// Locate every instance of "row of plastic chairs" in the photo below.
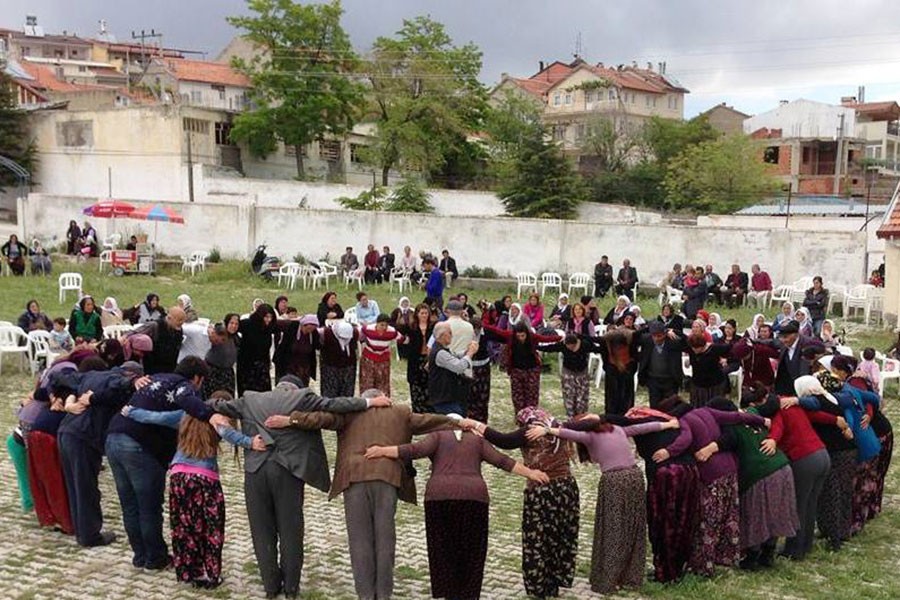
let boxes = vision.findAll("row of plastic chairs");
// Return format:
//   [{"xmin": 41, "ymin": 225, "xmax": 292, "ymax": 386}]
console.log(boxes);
[
  {"xmin": 276, "ymin": 262, "xmax": 339, "ymax": 291},
  {"xmin": 516, "ymin": 272, "xmax": 591, "ymax": 298}
]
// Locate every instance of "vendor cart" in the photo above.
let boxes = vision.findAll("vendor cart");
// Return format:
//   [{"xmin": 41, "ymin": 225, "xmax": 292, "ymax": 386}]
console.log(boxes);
[{"xmin": 110, "ymin": 243, "xmax": 155, "ymax": 276}]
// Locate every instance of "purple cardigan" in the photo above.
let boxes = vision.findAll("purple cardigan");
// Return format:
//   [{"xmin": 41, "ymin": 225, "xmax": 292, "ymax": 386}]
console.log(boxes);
[{"xmin": 664, "ymin": 408, "xmax": 765, "ymax": 484}]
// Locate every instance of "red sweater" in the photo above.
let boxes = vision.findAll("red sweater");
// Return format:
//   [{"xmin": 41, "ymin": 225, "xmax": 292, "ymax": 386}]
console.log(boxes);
[
  {"xmin": 767, "ymin": 405, "xmax": 831, "ymax": 461},
  {"xmin": 360, "ymin": 325, "xmax": 405, "ymax": 363}
]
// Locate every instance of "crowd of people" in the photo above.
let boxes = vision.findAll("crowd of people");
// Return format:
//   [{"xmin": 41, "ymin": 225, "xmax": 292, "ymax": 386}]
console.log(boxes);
[{"xmin": 3, "ymin": 252, "xmax": 895, "ymax": 600}]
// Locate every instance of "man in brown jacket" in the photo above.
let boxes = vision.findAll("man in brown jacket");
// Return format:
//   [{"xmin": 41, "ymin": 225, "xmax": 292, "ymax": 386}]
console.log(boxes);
[{"xmin": 264, "ymin": 389, "xmax": 461, "ymax": 600}]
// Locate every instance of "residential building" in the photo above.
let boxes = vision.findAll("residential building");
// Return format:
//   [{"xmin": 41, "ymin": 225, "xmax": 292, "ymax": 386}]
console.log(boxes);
[
  {"xmin": 1, "ymin": 16, "xmax": 94, "ymax": 61},
  {"xmin": 842, "ymin": 98, "xmax": 900, "ymax": 174},
  {"xmin": 139, "ymin": 57, "xmax": 251, "ymax": 111},
  {"xmin": 744, "ymin": 99, "xmax": 865, "ymax": 196},
  {"xmin": 491, "ymin": 57, "xmax": 688, "ymax": 157},
  {"xmin": 698, "ymin": 102, "xmax": 750, "ymax": 136}
]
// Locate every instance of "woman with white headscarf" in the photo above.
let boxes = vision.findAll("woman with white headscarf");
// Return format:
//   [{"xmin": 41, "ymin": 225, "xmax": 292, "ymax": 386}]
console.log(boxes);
[
  {"xmin": 548, "ymin": 293, "xmax": 571, "ymax": 328},
  {"xmin": 745, "ymin": 313, "xmax": 766, "ymax": 340},
  {"xmin": 706, "ymin": 313, "xmax": 723, "ymax": 341},
  {"xmin": 794, "ymin": 307, "xmax": 813, "ymax": 338},
  {"xmin": 503, "ymin": 303, "xmax": 526, "ymax": 331},
  {"xmin": 320, "ymin": 321, "xmax": 359, "ymax": 397},
  {"xmin": 100, "ymin": 297, "xmax": 124, "ymax": 328},
  {"xmin": 603, "ymin": 295, "xmax": 632, "ymax": 327},
  {"xmin": 177, "ymin": 294, "xmax": 198, "ymax": 323},
  {"xmin": 771, "ymin": 301, "xmax": 795, "ymax": 333}
]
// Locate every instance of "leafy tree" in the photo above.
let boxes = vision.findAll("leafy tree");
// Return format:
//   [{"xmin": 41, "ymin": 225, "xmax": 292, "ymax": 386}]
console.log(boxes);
[
  {"xmin": 0, "ymin": 72, "xmax": 36, "ymax": 190},
  {"xmin": 484, "ymin": 90, "xmax": 544, "ymax": 170},
  {"xmin": 385, "ymin": 176, "xmax": 434, "ymax": 212},
  {"xmin": 228, "ymin": 0, "xmax": 364, "ymax": 178},
  {"xmin": 642, "ymin": 115, "xmax": 719, "ymax": 166},
  {"xmin": 362, "ymin": 16, "xmax": 488, "ymax": 186},
  {"xmin": 579, "ymin": 117, "xmax": 641, "ymax": 174},
  {"xmin": 664, "ymin": 134, "xmax": 780, "ymax": 213},
  {"xmin": 498, "ymin": 128, "xmax": 586, "ymax": 219},
  {"xmin": 335, "ymin": 185, "xmax": 387, "ymax": 210}
]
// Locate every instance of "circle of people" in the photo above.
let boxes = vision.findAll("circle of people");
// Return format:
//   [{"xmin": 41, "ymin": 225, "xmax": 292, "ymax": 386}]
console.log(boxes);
[{"xmin": 6, "ymin": 253, "xmax": 893, "ymax": 600}]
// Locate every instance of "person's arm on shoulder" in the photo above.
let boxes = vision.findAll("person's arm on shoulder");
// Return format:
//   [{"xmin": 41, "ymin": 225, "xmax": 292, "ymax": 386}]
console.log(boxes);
[
  {"xmin": 295, "ymin": 388, "xmax": 375, "ymax": 414},
  {"xmin": 264, "ymin": 411, "xmax": 344, "ymax": 431},
  {"xmin": 121, "ymin": 406, "xmax": 184, "ymax": 429},
  {"xmin": 214, "ymin": 424, "xmax": 262, "ymax": 450},
  {"xmin": 408, "ymin": 412, "xmax": 456, "ymax": 435},
  {"xmin": 623, "ymin": 420, "xmax": 676, "ymax": 437},
  {"xmin": 482, "ymin": 426, "xmax": 528, "ymax": 450},
  {"xmin": 434, "ymin": 349, "xmax": 472, "ymax": 374}
]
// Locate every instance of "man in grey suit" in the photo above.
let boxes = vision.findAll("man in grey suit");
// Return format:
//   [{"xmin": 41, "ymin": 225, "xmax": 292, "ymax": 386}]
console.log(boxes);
[{"xmin": 210, "ymin": 375, "xmax": 390, "ymax": 599}]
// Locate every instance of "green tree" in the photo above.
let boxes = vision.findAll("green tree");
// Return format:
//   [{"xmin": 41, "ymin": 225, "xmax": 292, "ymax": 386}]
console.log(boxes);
[
  {"xmin": 579, "ymin": 117, "xmax": 641, "ymax": 174},
  {"xmin": 664, "ymin": 134, "xmax": 779, "ymax": 213},
  {"xmin": 228, "ymin": 0, "xmax": 364, "ymax": 178},
  {"xmin": 362, "ymin": 16, "xmax": 487, "ymax": 186},
  {"xmin": 484, "ymin": 90, "xmax": 544, "ymax": 170},
  {"xmin": 498, "ymin": 128, "xmax": 586, "ymax": 219},
  {"xmin": 0, "ymin": 72, "xmax": 36, "ymax": 190},
  {"xmin": 642, "ymin": 115, "xmax": 719, "ymax": 166},
  {"xmin": 385, "ymin": 176, "xmax": 434, "ymax": 212},
  {"xmin": 335, "ymin": 185, "xmax": 387, "ymax": 210}
]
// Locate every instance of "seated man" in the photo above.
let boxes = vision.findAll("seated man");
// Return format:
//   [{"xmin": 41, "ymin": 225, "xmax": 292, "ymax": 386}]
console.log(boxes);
[
  {"xmin": 747, "ymin": 263, "xmax": 773, "ymax": 307},
  {"xmin": 614, "ymin": 258, "xmax": 638, "ymax": 301},
  {"xmin": 722, "ymin": 264, "xmax": 749, "ymax": 308},
  {"xmin": 439, "ymin": 250, "xmax": 459, "ymax": 289},
  {"xmin": 363, "ymin": 245, "xmax": 381, "ymax": 284},
  {"xmin": 378, "ymin": 246, "xmax": 395, "ymax": 283},
  {"xmin": 354, "ymin": 292, "xmax": 381, "ymax": 326}
]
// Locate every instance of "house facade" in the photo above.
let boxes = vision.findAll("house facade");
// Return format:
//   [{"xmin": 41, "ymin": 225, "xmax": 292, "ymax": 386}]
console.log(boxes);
[{"xmin": 699, "ymin": 102, "xmax": 750, "ymax": 136}]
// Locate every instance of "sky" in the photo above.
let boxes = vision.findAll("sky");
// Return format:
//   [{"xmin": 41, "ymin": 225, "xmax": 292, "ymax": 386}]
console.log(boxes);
[{"xmin": 5, "ymin": 0, "xmax": 900, "ymax": 117}]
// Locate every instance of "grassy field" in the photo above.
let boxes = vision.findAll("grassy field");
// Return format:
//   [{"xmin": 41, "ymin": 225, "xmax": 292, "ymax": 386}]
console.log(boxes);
[{"xmin": 0, "ymin": 258, "xmax": 898, "ymax": 599}]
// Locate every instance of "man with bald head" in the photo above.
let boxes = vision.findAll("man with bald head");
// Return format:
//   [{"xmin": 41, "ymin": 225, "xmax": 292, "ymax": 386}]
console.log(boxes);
[
  {"xmin": 132, "ymin": 306, "xmax": 186, "ymax": 374},
  {"xmin": 428, "ymin": 322, "xmax": 478, "ymax": 415}
]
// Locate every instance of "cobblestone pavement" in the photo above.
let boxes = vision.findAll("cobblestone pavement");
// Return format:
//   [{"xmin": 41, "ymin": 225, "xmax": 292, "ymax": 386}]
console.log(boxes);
[{"xmin": 1, "ymin": 364, "xmax": 898, "ymax": 600}]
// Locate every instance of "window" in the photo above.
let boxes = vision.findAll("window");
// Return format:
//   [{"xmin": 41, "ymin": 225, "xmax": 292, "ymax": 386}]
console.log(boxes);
[
  {"xmin": 564, "ymin": 93, "xmax": 572, "ymax": 105},
  {"xmin": 212, "ymin": 84, "xmax": 226, "ymax": 101},
  {"xmin": 78, "ymin": 65, "xmax": 87, "ymax": 72},
  {"xmin": 802, "ymin": 147, "xmax": 811, "ymax": 163},
  {"xmin": 284, "ymin": 144, "xmax": 308, "ymax": 157},
  {"xmin": 645, "ymin": 95, "xmax": 651, "ymax": 107},
  {"xmin": 575, "ymin": 124, "xmax": 586, "ymax": 141},
  {"xmin": 631, "ymin": 93, "xmax": 636, "ymax": 104},
  {"xmin": 319, "ymin": 140, "xmax": 341, "ymax": 161},
  {"xmin": 55, "ymin": 67, "xmax": 64, "ymax": 79},
  {"xmin": 585, "ymin": 91, "xmax": 593, "ymax": 103},
  {"xmin": 553, "ymin": 92, "xmax": 561, "ymax": 106},
  {"xmin": 350, "ymin": 143, "xmax": 364, "ymax": 163},
  {"xmin": 552, "ymin": 125, "xmax": 566, "ymax": 141},
  {"xmin": 21, "ymin": 46, "xmax": 30, "ymax": 57},
  {"xmin": 652, "ymin": 96, "xmax": 657, "ymax": 108},
  {"xmin": 190, "ymin": 90, "xmax": 202, "ymax": 105},
  {"xmin": 608, "ymin": 89, "xmax": 616, "ymax": 101},
  {"xmin": 764, "ymin": 146, "xmax": 780, "ymax": 164},
  {"xmin": 215, "ymin": 122, "xmax": 234, "ymax": 146},
  {"xmin": 673, "ymin": 96, "xmax": 678, "ymax": 109},
  {"xmin": 182, "ymin": 118, "xmax": 210, "ymax": 134},
  {"xmin": 71, "ymin": 50, "xmax": 78, "ymax": 57}
]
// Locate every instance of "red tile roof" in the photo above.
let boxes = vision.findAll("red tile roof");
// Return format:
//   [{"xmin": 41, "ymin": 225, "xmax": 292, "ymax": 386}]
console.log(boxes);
[
  {"xmin": 847, "ymin": 100, "xmax": 900, "ymax": 121},
  {"xmin": 17, "ymin": 62, "xmax": 94, "ymax": 93},
  {"xmin": 159, "ymin": 58, "xmax": 250, "ymax": 87},
  {"xmin": 877, "ymin": 204, "xmax": 900, "ymax": 239}
]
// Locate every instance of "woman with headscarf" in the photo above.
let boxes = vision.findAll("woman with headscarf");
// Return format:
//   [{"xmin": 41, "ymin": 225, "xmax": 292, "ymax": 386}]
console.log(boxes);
[
  {"xmin": 366, "ymin": 429, "xmax": 547, "ymax": 600},
  {"xmin": 706, "ymin": 313, "xmax": 723, "ymax": 341},
  {"xmin": 136, "ymin": 293, "xmax": 165, "ymax": 325},
  {"xmin": 618, "ymin": 403, "xmax": 700, "ymax": 584},
  {"xmin": 731, "ymin": 325, "xmax": 779, "ymax": 390},
  {"xmin": 237, "ymin": 303, "xmax": 277, "ymax": 394},
  {"xmin": 596, "ymin": 327, "xmax": 639, "ymax": 415},
  {"xmin": 177, "ymin": 294, "xmax": 198, "ymax": 323},
  {"xmin": 653, "ymin": 397, "xmax": 767, "ymax": 576},
  {"xmin": 772, "ymin": 301, "xmax": 795, "ymax": 333},
  {"xmin": 694, "ymin": 394, "xmax": 799, "ymax": 570},
  {"xmin": 501, "ymin": 302, "xmax": 527, "ymax": 331},
  {"xmin": 795, "ymin": 307, "xmax": 814, "ymax": 338},
  {"xmin": 819, "ymin": 319, "xmax": 840, "ymax": 350},
  {"xmin": 745, "ymin": 313, "xmax": 767, "ymax": 340},
  {"xmin": 482, "ymin": 321, "xmax": 562, "ymax": 413},
  {"xmin": 99, "ymin": 297, "xmax": 123, "ymax": 328},
  {"xmin": 273, "ymin": 314, "xmax": 321, "ymax": 387},
  {"xmin": 404, "ymin": 303, "xmax": 436, "ymax": 413},
  {"xmin": 316, "ymin": 291, "xmax": 344, "ymax": 326},
  {"xmin": 29, "ymin": 240, "xmax": 51, "ymax": 275},
  {"xmin": 121, "ymin": 334, "xmax": 153, "ymax": 365},
  {"xmin": 68, "ymin": 296, "xmax": 103, "ymax": 344},
  {"xmin": 533, "ymin": 413, "xmax": 678, "ymax": 594},
  {"xmin": 17, "ymin": 300, "xmax": 53, "ymax": 332},
  {"xmin": 66, "ymin": 220, "xmax": 82, "ymax": 255},
  {"xmin": 464, "ymin": 407, "xmax": 579, "ymax": 599},
  {"xmin": 548, "ymin": 293, "xmax": 571, "ymax": 329},
  {"xmin": 204, "ymin": 313, "xmax": 239, "ymax": 398},
  {"xmin": 320, "ymin": 321, "xmax": 359, "ymax": 397},
  {"xmin": 603, "ymin": 295, "xmax": 632, "ymax": 327}
]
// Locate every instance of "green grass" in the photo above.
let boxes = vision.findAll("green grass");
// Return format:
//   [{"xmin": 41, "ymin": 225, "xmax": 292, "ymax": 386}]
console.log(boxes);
[{"xmin": 1, "ymin": 256, "xmax": 898, "ymax": 598}]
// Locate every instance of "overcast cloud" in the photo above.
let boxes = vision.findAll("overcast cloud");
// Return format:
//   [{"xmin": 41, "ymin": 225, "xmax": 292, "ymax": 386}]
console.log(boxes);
[{"xmin": 4, "ymin": 0, "xmax": 900, "ymax": 116}]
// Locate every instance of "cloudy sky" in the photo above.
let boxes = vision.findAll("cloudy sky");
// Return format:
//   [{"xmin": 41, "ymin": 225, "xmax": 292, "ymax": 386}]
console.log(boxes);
[{"xmin": 5, "ymin": 0, "xmax": 900, "ymax": 117}]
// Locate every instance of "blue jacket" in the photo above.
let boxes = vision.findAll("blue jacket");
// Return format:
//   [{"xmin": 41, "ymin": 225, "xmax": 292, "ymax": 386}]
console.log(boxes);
[
  {"xmin": 425, "ymin": 268, "xmax": 444, "ymax": 298},
  {"xmin": 54, "ymin": 368, "xmax": 137, "ymax": 451}
]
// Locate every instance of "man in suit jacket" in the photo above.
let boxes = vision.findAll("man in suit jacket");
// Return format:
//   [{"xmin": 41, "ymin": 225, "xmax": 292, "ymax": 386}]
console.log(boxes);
[
  {"xmin": 615, "ymin": 258, "xmax": 638, "ymax": 301},
  {"xmin": 439, "ymin": 249, "xmax": 459, "ymax": 287},
  {"xmin": 772, "ymin": 320, "xmax": 824, "ymax": 396},
  {"xmin": 722, "ymin": 264, "xmax": 750, "ymax": 308},
  {"xmin": 637, "ymin": 321, "xmax": 685, "ymax": 407},
  {"xmin": 377, "ymin": 245, "xmax": 395, "ymax": 283},
  {"xmin": 265, "ymin": 391, "xmax": 458, "ymax": 600},
  {"xmin": 210, "ymin": 376, "xmax": 390, "ymax": 599}
]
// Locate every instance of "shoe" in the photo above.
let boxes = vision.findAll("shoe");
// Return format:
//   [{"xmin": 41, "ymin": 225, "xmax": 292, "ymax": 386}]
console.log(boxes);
[
  {"xmin": 739, "ymin": 555, "xmax": 760, "ymax": 571},
  {"xmin": 144, "ymin": 555, "xmax": 173, "ymax": 571},
  {"xmin": 758, "ymin": 545, "xmax": 776, "ymax": 568},
  {"xmin": 265, "ymin": 587, "xmax": 282, "ymax": 599},
  {"xmin": 85, "ymin": 531, "xmax": 117, "ymax": 547}
]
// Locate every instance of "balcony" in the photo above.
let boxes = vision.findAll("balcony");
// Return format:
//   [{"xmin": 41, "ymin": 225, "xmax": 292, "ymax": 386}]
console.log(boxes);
[{"xmin": 889, "ymin": 121, "xmax": 900, "ymax": 137}]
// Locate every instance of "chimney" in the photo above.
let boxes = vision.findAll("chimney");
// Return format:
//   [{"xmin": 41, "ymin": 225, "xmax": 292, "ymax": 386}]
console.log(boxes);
[
  {"xmin": 647, "ymin": 62, "xmax": 653, "ymax": 70},
  {"xmin": 539, "ymin": 60, "xmax": 545, "ymax": 72},
  {"xmin": 858, "ymin": 85, "xmax": 866, "ymax": 104},
  {"xmin": 779, "ymin": 99, "xmax": 789, "ymax": 106},
  {"xmin": 597, "ymin": 61, "xmax": 604, "ymax": 68},
  {"xmin": 631, "ymin": 60, "xmax": 638, "ymax": 68}
]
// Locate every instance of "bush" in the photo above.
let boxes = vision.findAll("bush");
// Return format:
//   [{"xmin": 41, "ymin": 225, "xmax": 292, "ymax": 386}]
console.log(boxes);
[
  {"xmin": 462, "ymin": 265, "xmax": 499, "ymax": 279},
  {"xmin": 385, "ymin": 177, "xmax": 434, "ymax": 213},
  {"xmin": 292, "ymin": 253, "xmax": 308, "ymax": 265},
  {"xmin": 208, "ymin": 247, "xmax": 222, "ymax": 263},
  {"xmin": 336, "ymin": 186, "xmax": 388, "ymax": 210}
]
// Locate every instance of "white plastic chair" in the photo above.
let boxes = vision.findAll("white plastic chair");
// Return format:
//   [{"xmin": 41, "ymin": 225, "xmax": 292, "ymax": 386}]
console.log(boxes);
[
  {"xmin": 768, "ymin": 285, "xmax": 792, "ymax": 310},
  {"xmin": 344, "ymin": 268, "xmax": 365, "ymax": 291},
  {"xmin": 866, "ymin": 287, "xmax": 884, "ymax": 326},
  {"xmin": 844, "ymin": 284, "xmax": 874, "ymax": 319},
  {"xmin": 589, "ymin": 353, "xmax": 604, "ymax": 388},
  {"xmin": 276, "ymin": 262, "xmax": 301, "ymax": 289},
  {"xmin": 789, "ymin": 277, "xmax": 814, "ymax": 304},
  {"xmin": 746, "ymin": 289, "xmax": 770, "ymax": 309},
  {"xmin": 540, "ymin": 273, "xmax": 563, "ymax": 297},
  {"xmin": 877, "ymin": 351, "xmax": 900, "ymax": 398},
  {"xmin": 99, "ymin": 249, "xmax": 112, "ymax": 273},
  {"xmin": 343, "ymin": 307, "xmax": 359, "ymax": 325},
  {"xmin": 103, "ymin": 233, "xmax": 122, "ymax": 250},
  {"xmin": 26, "ymin": 330, "xmax": 57, "ymax": 374},
  {"xmin": 307, "ymin": 264, "xmax": 326, "ymax": 290},
  {"xmin": 0, "ymin": 326, "xmax": 30, "ymax": 372},
  {"xmin": 516, "ymin": 272, "xmax": 537, "ymax": 297},
  {"xmin": 181, "ymin": 251, "xmax": 208, "ymax": 276},
  {"xmin": 103, "ymin": 324, "xmax": 134, "ymax": 340},
  {"xmin": 58, "ymin": 272, "xmax": 83, "ymax": 303},
  {"xmin": 318, "ymin": 263, "xmax": 339, "ymax": 288},
  {"xmin": 389, "ymin": 267, "xmax": 411, "ymax": 293},
  {"xmin": 728, "ymin": 366, "xmax": 744, "ymax": 404},
  {"xmin": 828, "ymin": 284, "xmax": 847, "ymax": 315},
  {"xmin": 567, "ymin": 272, "xmax": 590, "ymax": 297},
  {"xmin": 663, "ymin": 286, "xmax": 683, "ymax": 307}
]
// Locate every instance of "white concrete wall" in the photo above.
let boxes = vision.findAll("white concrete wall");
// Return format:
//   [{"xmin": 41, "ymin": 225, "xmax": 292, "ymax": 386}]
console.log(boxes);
[
  {"xmin": 743, "ymin": 99, "xmax": 857, "ymax": 138},
  {"xmin": 21, "ymin": 193, "xmax": 867, "ymax": 288}
]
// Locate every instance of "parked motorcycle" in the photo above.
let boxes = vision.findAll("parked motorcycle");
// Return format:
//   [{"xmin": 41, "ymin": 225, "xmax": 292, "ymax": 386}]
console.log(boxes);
[{"xmin": 251, "ymin": 244, "xmax": 281, "ymax": 280}]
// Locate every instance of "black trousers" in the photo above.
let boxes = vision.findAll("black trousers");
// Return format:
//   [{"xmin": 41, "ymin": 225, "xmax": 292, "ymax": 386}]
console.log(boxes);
[
  {"xmin": 245, "ymin": 461, "xmax": 306, "ymax": 596},
  {"xmin": 58, "ymin": 433, "xmax": 105, "ymax": 546},
  {"xmin": 645, "ymin": 377, "xmax": 680, "ymax": 408}
]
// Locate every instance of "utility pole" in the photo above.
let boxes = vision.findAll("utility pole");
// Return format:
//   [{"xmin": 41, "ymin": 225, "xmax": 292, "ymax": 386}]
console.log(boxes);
[
  {"xmin": 131, "ymin": 29, "xmax": 162, "ymax": 96},
  {"xmin": 186, "ymin": 130, "xmax": 195, "ymax": 202},
  {"xmin": 784, "ymin": 185, "xmax": 793, "ymax": 229},
  {"xmin": 834, "ymin": 112, "xmax": 845, "ymax": 196}
]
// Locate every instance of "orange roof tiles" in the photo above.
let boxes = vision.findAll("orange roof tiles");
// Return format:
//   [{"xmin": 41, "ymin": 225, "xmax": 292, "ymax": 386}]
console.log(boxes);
[
  {"xmin": 17, "ymin": 62, "xmax": 93, "ymax": 93},
  {"xmin": 877, "ymin": 204, "xmax": 900, "ymax": 238},
  {"xmin": 160, "ymin": 58, "xmax": 250, "ymax": 87}
]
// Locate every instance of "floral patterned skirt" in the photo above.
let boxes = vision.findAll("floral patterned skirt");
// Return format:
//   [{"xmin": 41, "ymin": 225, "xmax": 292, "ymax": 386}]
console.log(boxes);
[
  {"xmin": 169, "ymin": 472, "xmax": 226, "ymax": 586},
  {"xmin": 689, "ymin": 473, "xmax": 740, "ymax": 577},
  {"xmin": 509, "ymin": 367, "xmax": 541, "ymax": 413},
  {"xmin": 424, "ymin": 500, "xmax": 488, "ymax": 599},
  {"xmin": 560, "ymin": 367, "xmax": 589, "ymax": 417},
  {"xmin": 359, "ymin": 358, "xmax": 392, "ymax": 397},
  {"xmin": 646, "ymin": 462, "xmax": 700, "ymax": 583},
  {"xmin": 203, "ymin": 365, "xmax": 236, "ymax": 399},
  {"xmin": 817, "ymin": 448, "xmax": 855, "ymax": 544},
  {"xmin": 522, "ymin": 476, "xmax": 579, "ymax": 598},
  {"xmin": 590, "ymin": 466, "xmax": 646, "ymax": 594},
  {"xmin": 321, "ymin": 364, "xmax": 356, "ymax": 398},
  {"xmin": 237, "ymin": 359, "xmax": 271, "ymax": 395},
  {"xmin": 467, "ymin": 363, "xmax": 491, "ymax": 423},
  {"xmin": 872, "ymin": 431, "xmax": 893, "ymax": 518},
  {"xmin": 408, "ymin": 359, "xmax": 430, "ymax": 414}
]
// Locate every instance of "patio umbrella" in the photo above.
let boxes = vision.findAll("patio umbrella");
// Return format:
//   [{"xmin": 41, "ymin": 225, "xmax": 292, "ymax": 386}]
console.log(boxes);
[
  {"xmin": 81, "ymin": 199, "xmax": 137, "ymax": 218},
  {"xmin": 130, "ymin": 204, "xmax": 185, "ymax": 244}
]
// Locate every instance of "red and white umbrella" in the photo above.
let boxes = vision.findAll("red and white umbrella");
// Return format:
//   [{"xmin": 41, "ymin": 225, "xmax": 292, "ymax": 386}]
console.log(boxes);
[{"xmin": 81, "ymin": 199, "xmax": 137, "ymax": 218}]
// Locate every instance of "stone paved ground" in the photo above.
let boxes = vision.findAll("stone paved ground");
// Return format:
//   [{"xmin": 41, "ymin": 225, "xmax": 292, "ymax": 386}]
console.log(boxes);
[{"xmin": 1, "ymin": 359, "xmax": 899, "ymax": 599}]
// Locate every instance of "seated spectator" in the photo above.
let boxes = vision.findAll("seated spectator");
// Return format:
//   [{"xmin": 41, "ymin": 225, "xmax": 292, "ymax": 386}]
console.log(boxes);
[
  {"xmin": 378, "ymin": 245, "xmax": 395, "ymax": 282},
  {"xmin": 722, "ymin": 264, "xmax": 749, "ymax": 308},
  {"xmin": 125, "ymin": 236, "xmax": 138, "ymax": 251},
  {"xmin": 341, "ymin": 246, "xmax": 360, "ymax": 274},
  {"xmin": 49, "ymin": 317, "xmax": 75, "ymax": 352},
  {"xmin": 656, "ymin": 303, "xmax": 685, "ymax": 334},
  {"xmin": 177, "ymin": 294, "xmax": 199, "ymax": 323},
  {"xmin": 794, "ymin": 307, "xmax": 814, "ymax": 338},
  {"xmin": 136, "ymin": 293, "xmax": 165, "ymax": 325},
  {"xmin": 703, "ymin": 264, "xmax": 723, "ymax": 304},
  {"xmin": 100, "ymin": 297, "xmax": 124, "ymax": 328},
  {"xmin": 363, "ymin": 244, "xmax": 381, "ymax": 284},
  {"xmin": 819, "ymin": 319, "xmax": 841, "ymax": 350},
  {"xmin": 440, "ymin": 249, "xmax": 459, "ymax": 288},
  {"xmin": 771, "ymin": 301, "xmax": 795, "ymax": 333},
  {"xmin": 80, "ymin": 221, "xmax": 99, "ymax": 258},
  {"xmin": 29, "ymin": 240, "xmax": 51, "ymax": 275},
  {"xmin": 748, "ymin": 264, "xmax": 773, "ymax": 306},
  {"xmin": 663, "ymin": 263, "xmax": 684, "ymax": 289},
  {"xmin": 355, "ymin": 292, "xmax": 381, "ymax": 326},
  {"xmin": 317, "ymin": 291, "xmax": 344, "ymax": 326},
  {"xmin": 548, "ymin": 294, "xmax": 571, "ymax": 328},
  {"xmin": 69, "ymin": 296, "xmax": 103, "ymax": 344},
  {"xmin": 17, "ymin": 300, "xmax": 53, "ymax": 332},
  {"xmin": 869, "ymin": 269, "xmax": 884, "ymax": 287},
  {"xmin": 66, "ymin": 220, "xmax": 82, "ymax": 255},
  {"xmin": 614, "ymin": 259, "xmax": 638, "ymax": 301},
  {"xmin": 604, "ymin": 295, "xmax": 632, "ymax": 326},
  {"xmin": 523, "ymin": 293, "xmax": 544, "ymax": 329},
  {"xmin": 1, "ymin": 234, "xmax": 28, "ymax": 276}
]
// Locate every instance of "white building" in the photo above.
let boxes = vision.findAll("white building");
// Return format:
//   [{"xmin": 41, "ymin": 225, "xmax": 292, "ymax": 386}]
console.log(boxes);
[{"xmin": 140, "ymin": 57, "xmax": 251, "ymax": 112}]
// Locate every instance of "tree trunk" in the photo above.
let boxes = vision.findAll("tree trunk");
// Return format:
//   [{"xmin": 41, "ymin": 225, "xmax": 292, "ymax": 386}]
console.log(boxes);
[
  {"xmin": 295, "ymin": 147, "xmax": 305, "ymax": 179},
  {"xmin": 381, "ymin": 163, "xmax": 391, "ymax": 186}
]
